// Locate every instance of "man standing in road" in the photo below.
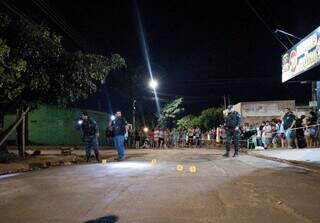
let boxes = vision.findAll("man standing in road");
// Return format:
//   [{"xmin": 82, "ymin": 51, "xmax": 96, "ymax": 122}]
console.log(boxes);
[
  {"xmin": 282, "ymin": 108, "xmax": 296, "ymax": 148},
  {"xmin": 109, "ymin": 111, "xmax": 128, "ymax": 161},
  {"xmin": 223, "ymin": 105, "xmax": 241, "ymax": 157},
  {"xmin": 76, "ymin": 111, "xmax": 100, "ymax": 162}
]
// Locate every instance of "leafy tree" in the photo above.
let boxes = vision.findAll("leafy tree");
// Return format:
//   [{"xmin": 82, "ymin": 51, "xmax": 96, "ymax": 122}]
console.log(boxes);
[
  {"xmin": 0, "ymin": 14, "xmax": 125, "ymax": 156},
  {"xmin": 177, "ymin": 107, "xmax": 224, "ymax": 131},
  {"xmin": 0, "ymin": 15, "xmax": 125, "ymax": 110},
  {"xmin": 158, "ymin": 97, "xmax": 184, "ymax": 129},
  {"xmin": 198, "ymin": 107, "xmax": 224, "ymax": 131},
  {"xmin": 177, "ymin": 115, "xmax": 199, "ymax": 129}
]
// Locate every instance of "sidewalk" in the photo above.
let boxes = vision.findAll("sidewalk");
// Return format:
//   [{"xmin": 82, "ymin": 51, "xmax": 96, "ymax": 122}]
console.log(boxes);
[{"xmin": 248, "ymin": 148, "xmax": 320, "ymax": 171}]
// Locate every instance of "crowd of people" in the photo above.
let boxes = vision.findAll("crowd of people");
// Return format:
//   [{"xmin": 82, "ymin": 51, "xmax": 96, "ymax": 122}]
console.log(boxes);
[
  {"xmin": 131, "ymin": 108, "xmax": 319, "ymax": 150},
  {"xmin": 242, "ymin": 108, "xmax": 319, "ymax": 149},
  {"xmin": 132, "ymin": 127, "xmax": 219, "ymax": 149}
]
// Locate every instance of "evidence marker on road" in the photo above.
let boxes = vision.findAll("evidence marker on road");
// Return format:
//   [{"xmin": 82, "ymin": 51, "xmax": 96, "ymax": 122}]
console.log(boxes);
[
  {"xmin": 176, "ymin": 164, "xmax": 184, "ymax": 171},
  {"xmin": 151, "ymin": 159, "xmax": 157, "ymax": 165},
  {"xmin": 189, "ymin": 165, "xmax": 197, "ymax": 173}
]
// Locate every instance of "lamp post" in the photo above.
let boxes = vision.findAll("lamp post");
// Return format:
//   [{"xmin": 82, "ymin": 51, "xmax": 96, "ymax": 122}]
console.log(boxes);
[{"xmin": 149, "ymin": 79, "xmax": 158, "ymax": 90}]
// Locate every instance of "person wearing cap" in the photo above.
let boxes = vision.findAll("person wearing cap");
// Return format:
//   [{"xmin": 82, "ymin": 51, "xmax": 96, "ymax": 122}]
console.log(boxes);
[
  {"xmin": 109, "ymin": 111, "xmax": 128, "ymax": 161},
  {"xmin": 76, "ymin": 111, "xmax": 100, "ymax": 162},
  {"xmin": 223, "ymin": 105, "xmax": 241, "ymax": 157}
]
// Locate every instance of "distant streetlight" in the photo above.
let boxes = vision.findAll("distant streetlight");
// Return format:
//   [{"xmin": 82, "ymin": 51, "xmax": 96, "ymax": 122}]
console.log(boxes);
[
  {"xmin": 143, "ymin": 127, "xmax": 149, "ymax": 133},
  {"xmin": 149, "ymin": 79, "xmax": 158, "ymax": 89}
]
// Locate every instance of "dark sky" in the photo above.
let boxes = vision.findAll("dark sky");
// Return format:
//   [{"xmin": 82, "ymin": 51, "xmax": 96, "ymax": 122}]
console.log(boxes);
[{"xmin": 2, "ymin": 0, "xmax": 320, "ymax": 116}]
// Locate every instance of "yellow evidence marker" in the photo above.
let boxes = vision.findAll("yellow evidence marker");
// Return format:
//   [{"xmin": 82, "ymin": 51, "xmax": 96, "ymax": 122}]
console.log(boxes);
[
  {"xmin": 189, "ymin": 165, "xmax": 197, "ymax": 173},
  {"xmin": 102, "ymin": 159, "xmax": 107, "ymax": 164},
  {"xmin": 176, "ymin": 164, "xmax": 184, "ymax": 171},
  {"xmin": 151, "ymin": 159, "xmax": 157, "ymax": 165}
]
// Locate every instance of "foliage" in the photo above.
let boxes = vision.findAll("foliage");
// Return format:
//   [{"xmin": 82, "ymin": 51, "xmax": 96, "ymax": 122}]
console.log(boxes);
[
  {"xmin": 158, "ymin": 97, "xmax": 184, "ymax": 129},
  {"xmin": 198, "ymin": 107, "xmax": 224, "ymax": 131},
  {"xmin": 177, "ymin": 107, "xmax": 224, "ymax": 131},
  {"xmin": 0, "ymin": 15, "xmax": 125, "ymax": 110},
  {"xmin": 177, "ymin": 115, "xmax": 199, "ymax": 129}
]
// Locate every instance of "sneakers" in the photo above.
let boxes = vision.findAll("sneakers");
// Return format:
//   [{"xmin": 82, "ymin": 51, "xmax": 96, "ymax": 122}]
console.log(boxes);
[
  {"xmin": 233, "ymin": 153, "xmax": 239, "ymax": 157},
  {"xmin": 222, "ymin": 152, "xmax": 230, "ymax": 157},
  {"xmin": 115, "ymin": 157, "xmax": 125, "ymax": 161}
]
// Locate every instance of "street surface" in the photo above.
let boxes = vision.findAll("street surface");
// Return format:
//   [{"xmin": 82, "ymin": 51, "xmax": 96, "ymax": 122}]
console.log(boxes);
[{"xmin": 0, "ymin": 149, "xmax": 320, "ymax": 223}]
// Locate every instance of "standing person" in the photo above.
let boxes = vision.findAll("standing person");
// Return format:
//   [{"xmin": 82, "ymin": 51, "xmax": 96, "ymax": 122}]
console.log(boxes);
[
  {"xmin": 187, "ymin": 128, "xmax": 194, "ymax": 147},
  {"xmin": 262, "ymin": 121, "xmax": 273, "ymax": 149},
  {"xmin": 223, "ymin": 105, "xmax": 241, "ymax": 157},
  {"xmin": 109, "ymin": 111, "xmax": 128, "ymax": 161},
  {"xmin": 159, "ymin": 128, "xmax": 165, "ymax": 148},
  {"xmin": 134, "ymin": 129, "xmax": 141, "ymax": 149},
  {"xmin": 154, "ymin": 128, "xmax": 160, "ymax": 148},
  {"xmin": 76, "ymin": 111, "xmax": 100, "ymax": 162},
  {"xmin": 172, "ymin": 128, "xmax": 179, "ymax": 148},
  {"xmin": 195, "ymin": 127, "xmax": 202, "ymax": 148},
  {"xmin": 309, "ymin": 111, "xmax": 319, "ymax": 147},
  {"xmin": 295, "ymin": 115, "xmax": 306, "ymax": 148},
  {"xmin": 282, "ymin": 108, "xmax": 296, "ymax": 148}
]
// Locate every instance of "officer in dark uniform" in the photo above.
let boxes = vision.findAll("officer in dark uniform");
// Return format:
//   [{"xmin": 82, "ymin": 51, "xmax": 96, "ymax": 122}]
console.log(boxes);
[
  {"xmin": 223, "ymin": 105, "xmax": 241, "ymax": 157},
  {"xmin": 109, "ymin": 111, "xmax": 128, "ymax": 161},
  {"xmin": 76, "ymin": 111, "xmax": 100, "ymax": 162}
]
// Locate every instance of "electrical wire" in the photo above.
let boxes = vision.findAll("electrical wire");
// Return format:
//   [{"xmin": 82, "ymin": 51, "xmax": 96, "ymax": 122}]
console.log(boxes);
[{"xmin": 245, "ymin": 0, "xmax": 288, "ymax": 50}]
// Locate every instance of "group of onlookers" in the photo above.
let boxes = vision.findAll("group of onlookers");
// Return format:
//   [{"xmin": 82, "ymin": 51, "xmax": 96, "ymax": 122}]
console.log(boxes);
[
  {"xmin": 110, "ymin": 108, "xmax": 319, "ymax": 150},
  {"xmin": 243, "ymin": 108, "xmax": 319, "ymax": 149},
  {"xmin": 133, "ymin": 127, "xmax": 220, "ymax": 149}
]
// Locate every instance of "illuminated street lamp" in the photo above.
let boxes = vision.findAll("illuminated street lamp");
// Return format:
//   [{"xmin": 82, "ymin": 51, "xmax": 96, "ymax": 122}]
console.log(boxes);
[
  {"xmin": 149, "ymin": 79, "xmax": 158, "ymax": 89},
  {"xmin": 143, "ymin": 127, "xmax": 149, "ymax": 133}
]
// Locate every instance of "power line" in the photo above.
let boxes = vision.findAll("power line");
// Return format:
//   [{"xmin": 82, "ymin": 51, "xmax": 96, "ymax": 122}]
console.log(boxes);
[
  {"xmin": 245, "ymin": 0, "xmax": 288, "ymax": 50},
  {"xmin": 31, "ymin": 0, "xmax": 87, "ymax": 51}
]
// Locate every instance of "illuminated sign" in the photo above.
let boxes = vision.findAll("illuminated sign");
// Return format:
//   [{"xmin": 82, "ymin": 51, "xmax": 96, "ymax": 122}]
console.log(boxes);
[{"xmin": 282, "ymin": 27, "xmax": 320, "ymax": 82}]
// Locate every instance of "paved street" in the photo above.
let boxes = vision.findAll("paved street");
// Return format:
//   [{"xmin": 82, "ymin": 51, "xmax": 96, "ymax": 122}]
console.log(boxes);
[{"xmin": 0, "ymin": 149, "xmax": 320, "ymax": 223}]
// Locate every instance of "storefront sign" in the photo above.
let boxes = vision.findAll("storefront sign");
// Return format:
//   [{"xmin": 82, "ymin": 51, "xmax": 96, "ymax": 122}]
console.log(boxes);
[{"xmin": 282, "ymin": 27, "xmax": 320, "ymax": 82}]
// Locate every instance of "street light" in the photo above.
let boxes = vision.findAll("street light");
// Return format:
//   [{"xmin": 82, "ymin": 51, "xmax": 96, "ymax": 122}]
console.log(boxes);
[
  {"xmin": 143, "ymin": 127, "xmax": 149, "ymax": 133},
  {"xmin": 149, "ymin": 79, "xmax": 158, "ymax": 89}
]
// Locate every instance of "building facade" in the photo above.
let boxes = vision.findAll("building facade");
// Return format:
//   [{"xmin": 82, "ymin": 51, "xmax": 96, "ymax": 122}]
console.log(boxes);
[{"xmin": 3, "ymin": 105, "xmax": 109, "ymax": 146}]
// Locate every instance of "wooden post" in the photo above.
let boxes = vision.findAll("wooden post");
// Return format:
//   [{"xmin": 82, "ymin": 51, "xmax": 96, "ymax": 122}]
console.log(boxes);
[
  {"xmin": 17, "ymin": 108, "xmax": 26, "ymax": 157},
  {"xmin": 22, "ymin": 115, "xmax": 26, "ymax": 156}
]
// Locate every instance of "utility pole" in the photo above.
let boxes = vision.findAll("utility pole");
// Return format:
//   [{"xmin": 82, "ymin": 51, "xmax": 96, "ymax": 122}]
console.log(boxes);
[
  {"xmin": 223, "ymin": 95, "xmax": 226, "ymax": 109},
  {"xmin": 312, "ymin": 81, "xmax": 317, "ymax": 112},
  {"xmin": 132, "ymin": 99, "xmax": 136, "ymax": 132}
]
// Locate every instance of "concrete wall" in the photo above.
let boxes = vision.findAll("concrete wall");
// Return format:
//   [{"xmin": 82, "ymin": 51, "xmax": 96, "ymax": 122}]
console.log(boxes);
[{"xmin": 4, "ymin": 105, "xmax": 109, "ymax": 146}]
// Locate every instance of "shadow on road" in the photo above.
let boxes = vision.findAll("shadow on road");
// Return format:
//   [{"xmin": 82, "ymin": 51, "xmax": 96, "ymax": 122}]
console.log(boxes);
[{"xmin": 85, "ymin": 215, "xmax": 118, "ymax": 223}]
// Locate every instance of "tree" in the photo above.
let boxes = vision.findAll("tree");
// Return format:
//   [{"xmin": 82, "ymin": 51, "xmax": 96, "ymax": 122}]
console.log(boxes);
[
  {"xmin": 198, "ymin": 107, "xmax": 224, "ymax": 131},
  {"xmin": 158, "ymin": 97, "xmax": 184, "ymax": 129},
  {"xmin": 177, "ymin": 107, "xmax": 224, "ymax": 131},
  {"xmin": 177, "ymin": 115, "xmax": 199, "ymax": 130},
  {"xmin": 0, "ymin": 15, "xmax": 125, "ymax": 110},
  {"xmin": 0, "ymin": 14, "xmax": 125, "ymax": 156}
]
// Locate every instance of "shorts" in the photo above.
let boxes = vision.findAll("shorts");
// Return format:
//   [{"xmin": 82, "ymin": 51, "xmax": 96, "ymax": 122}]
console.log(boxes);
[{"xmin": 285, "ymin": 129, "xmax": 295, "ymax": 140}]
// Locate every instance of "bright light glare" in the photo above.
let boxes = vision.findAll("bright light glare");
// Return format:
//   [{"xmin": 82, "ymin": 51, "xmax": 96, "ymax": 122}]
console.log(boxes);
[
  {"xmin": 149, "ymin": 79, "xmax": 158, "ymax": 89},
  {"xmin": 111, "ymin": 115, "xmax": 116, "ymax": 121},
  {"xmin": 109, "ymin": 162, "xmax": 151, "ymax": 169},
  {"xmin": 143, "ymin": 127, "xmax": 149, "ymax": 132},
  {"xmin": 78, "ymin": 120, "xmax": 83, "ymax": 125}
]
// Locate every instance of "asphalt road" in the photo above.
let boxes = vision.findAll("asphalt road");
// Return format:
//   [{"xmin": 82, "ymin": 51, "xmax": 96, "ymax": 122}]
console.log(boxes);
[{"xmin": 0, "ymin": 149, "xmax": 319, "ymax": 223}]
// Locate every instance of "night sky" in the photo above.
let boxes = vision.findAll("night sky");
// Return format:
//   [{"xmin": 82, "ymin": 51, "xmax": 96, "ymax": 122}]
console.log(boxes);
[{"xmin": 2, "ymin": 0, "xmax": 320, "ymax": 116}]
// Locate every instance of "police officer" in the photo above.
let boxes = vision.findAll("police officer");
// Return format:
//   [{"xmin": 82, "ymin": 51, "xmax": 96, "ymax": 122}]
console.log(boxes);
[
  {"xmin": 223, "ymin": 105, "xmax": 241, "ymax": 157},
  {"xmin": 109, "ymin": 111, "xmax": 128, "ymax": 161},
  {"xmin": 76, "ymin": 111, "xmax": 100, "ymax": 162}
]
